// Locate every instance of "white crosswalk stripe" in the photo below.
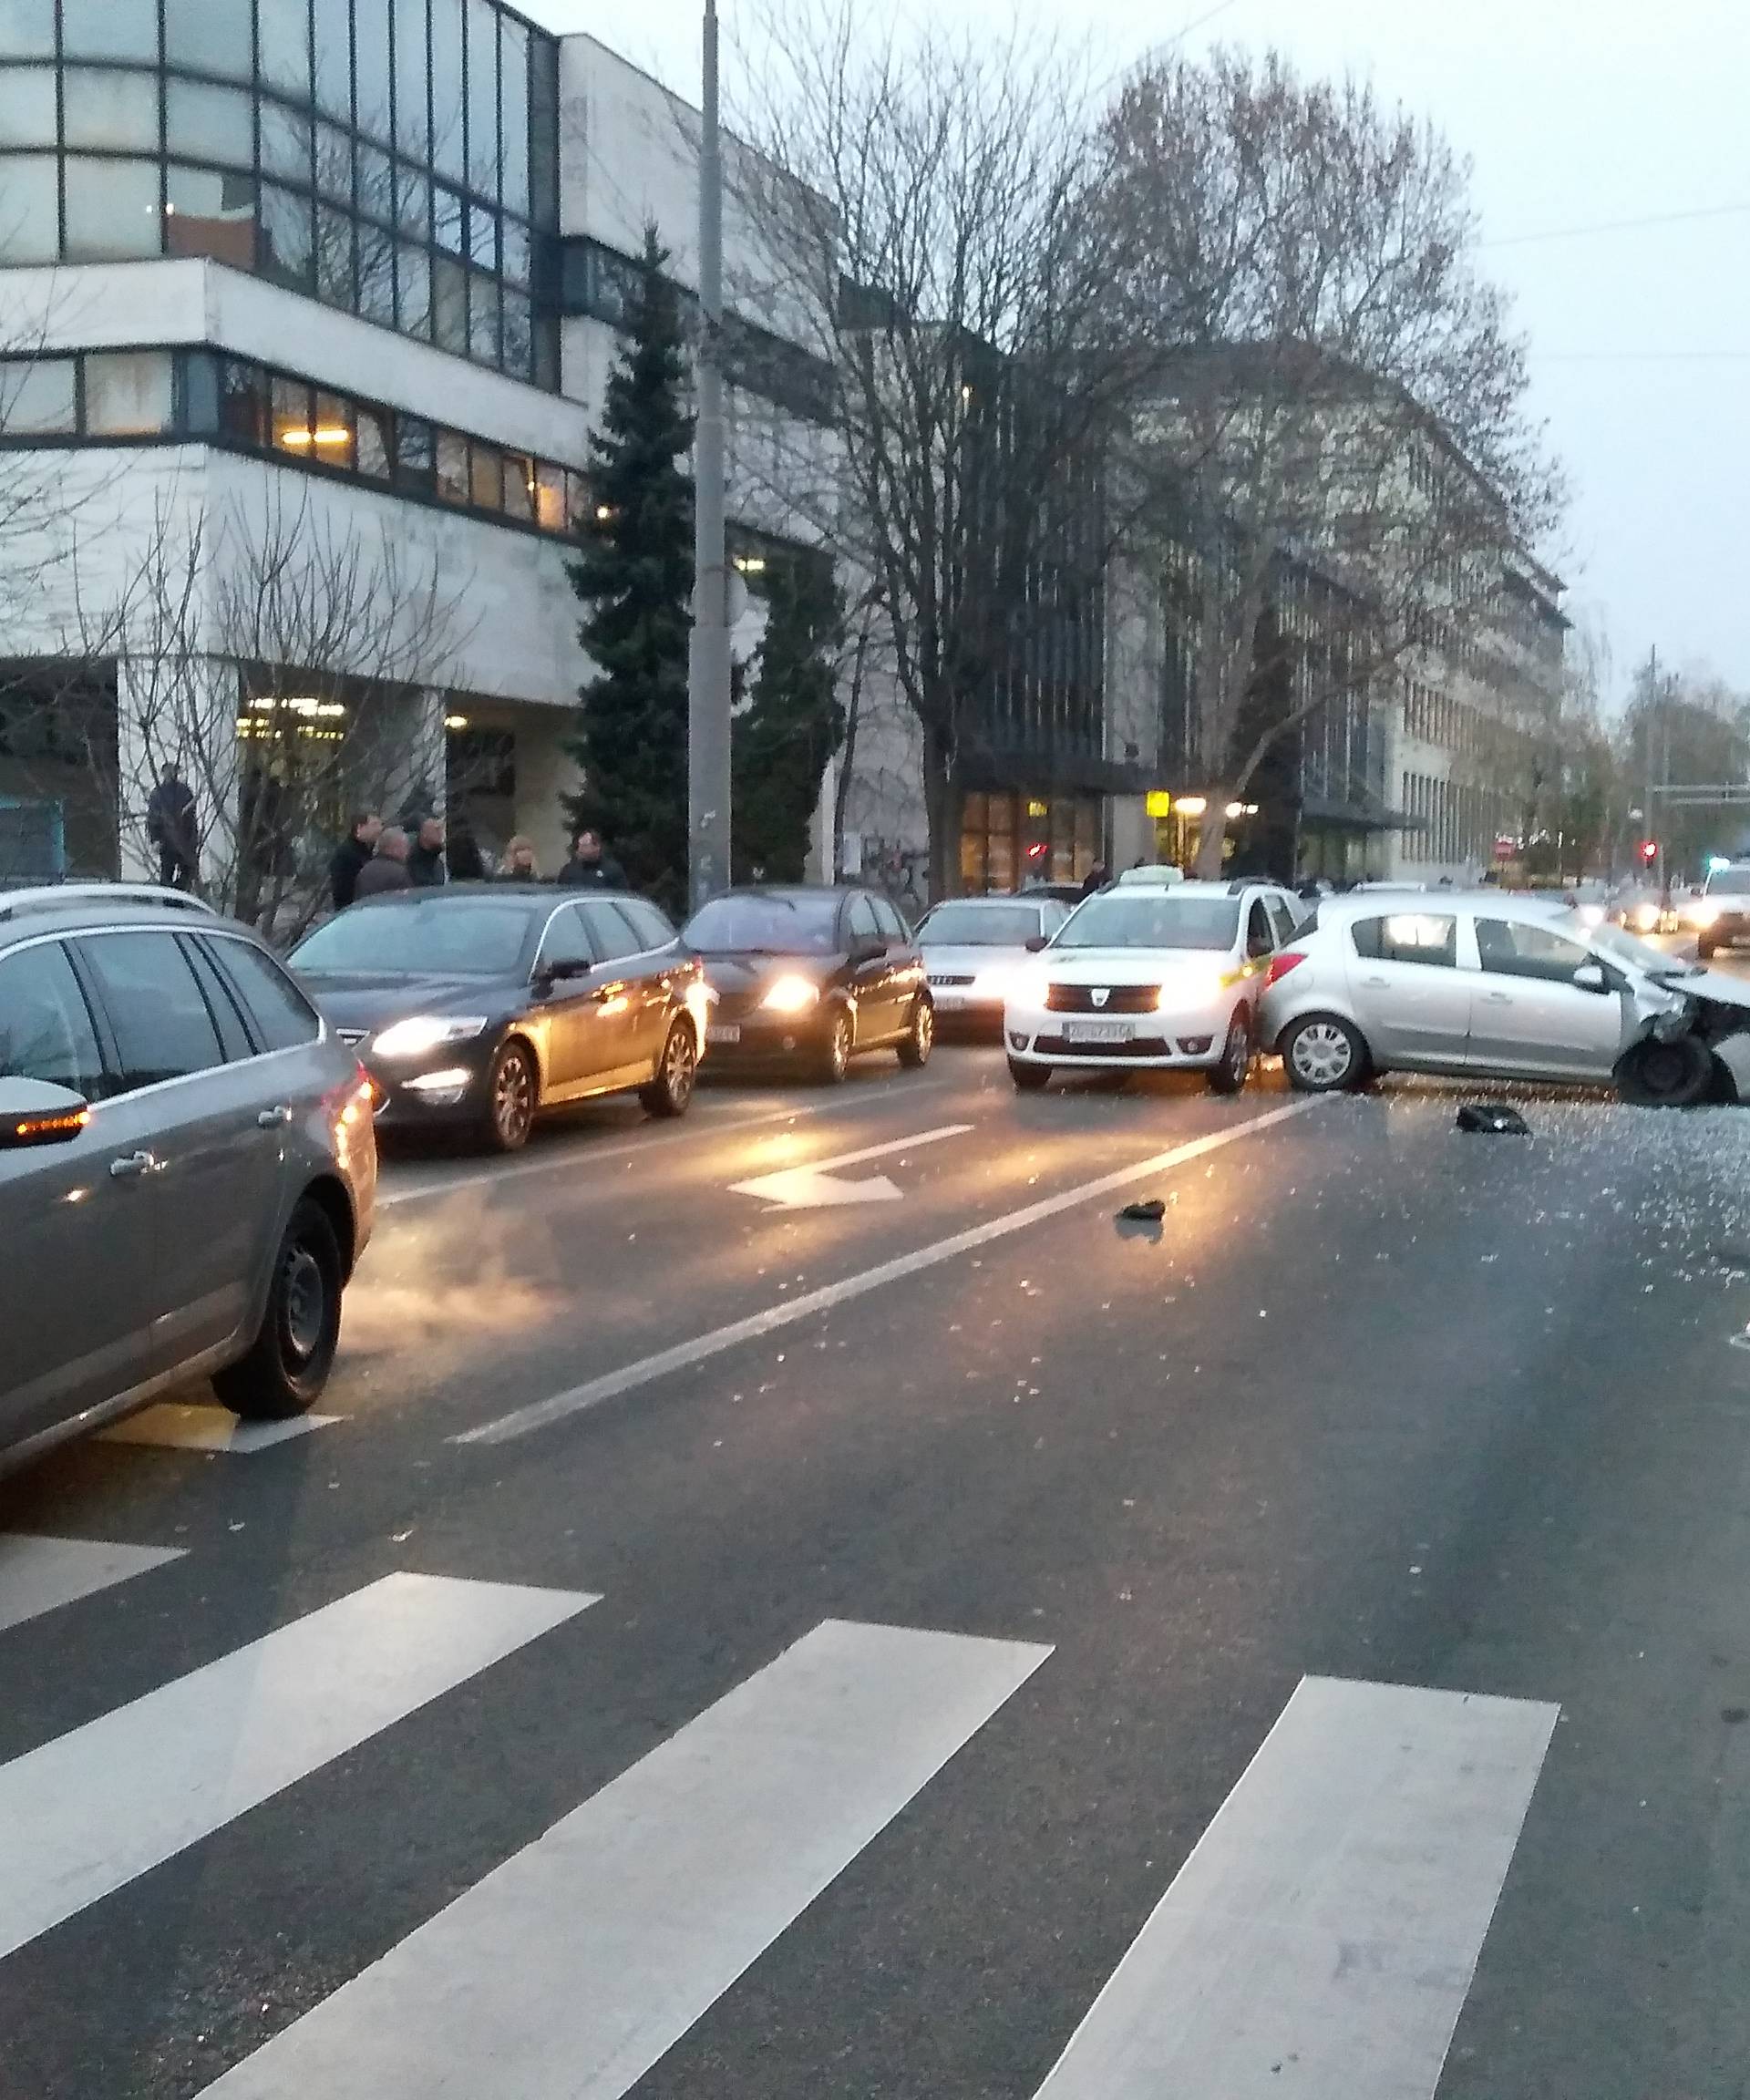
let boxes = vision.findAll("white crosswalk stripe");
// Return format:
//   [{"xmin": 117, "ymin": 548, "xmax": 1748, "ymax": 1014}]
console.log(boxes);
[
  {"xmin": 0, "ymin": 1533, "xmax": 184, "ymax": 1634},
  {"xmin": 0, "ymin": 1571, "xmax": 594, "ymax": 1962},
  {"xmin": 197, "ymin": 1616, "xmax": 1052, "ymax": 2099},
  {"xmin": 1030, "ymin": 1675, "xmax": 1559, "ymax": 2100},
  {"xmin": 98, "ymin": 1403, "xmax": 342, "ymax": 1452}
]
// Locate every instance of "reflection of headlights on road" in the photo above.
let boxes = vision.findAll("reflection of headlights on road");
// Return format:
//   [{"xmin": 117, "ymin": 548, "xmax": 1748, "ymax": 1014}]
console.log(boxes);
[
  {"xmin": 760, "ymin": 975, "xmax": 820, "ymax": 1014},
  {"xmin": 371, "ymin": 1014, "xmax": 489, "ymax": 1059}
]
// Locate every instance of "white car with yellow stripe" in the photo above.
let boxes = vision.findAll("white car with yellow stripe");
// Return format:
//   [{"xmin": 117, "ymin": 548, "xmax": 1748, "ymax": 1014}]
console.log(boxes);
[{"xmin": 1003, "ymin": 880, "xmax": 1305, "ymax": 1094}]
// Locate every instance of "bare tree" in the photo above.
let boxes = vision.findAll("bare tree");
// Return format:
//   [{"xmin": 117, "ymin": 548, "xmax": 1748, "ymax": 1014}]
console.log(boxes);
[
  {"xmin": 728, "ymin": 4, "xmax": 1155, "ymax": 897},
  {"xmin": 1094, "ymin": 49, "xmax": 1566, "ymax": 874}
]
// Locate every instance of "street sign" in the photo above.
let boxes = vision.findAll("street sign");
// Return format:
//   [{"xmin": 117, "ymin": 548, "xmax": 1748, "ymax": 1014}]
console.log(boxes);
[{"xmin": 1146, "ymin": 790, "xmax": 1173, "ymax": 818}]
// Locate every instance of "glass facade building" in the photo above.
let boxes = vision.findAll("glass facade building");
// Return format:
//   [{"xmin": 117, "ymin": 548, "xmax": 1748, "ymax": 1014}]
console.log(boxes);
[{"xmin": 0, "ymin": 0, "xmax": 560, "ymax": 386}]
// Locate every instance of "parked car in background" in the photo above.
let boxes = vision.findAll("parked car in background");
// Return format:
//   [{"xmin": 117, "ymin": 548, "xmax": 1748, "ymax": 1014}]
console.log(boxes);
[
  {"xmin": 1261, "ymin": 889, "xmax": 1750, "ymax": 1106},
  {"xmin": 289, "ymin": 886, "xmax": 705, "ymax": 1152},
  {"xmin": 1690, "ymin": 863, "xmax": 1750, "ymax": 959},
  {"xmin": 0, "ymin": 884, "xmax": 376, "ymax": 1469},
  {"xmin": 683, "ymin": 885, "xmax": 932, "ymax": 1082},
  {"xmin": 916, "ymin": 893, "xmax": 1069, "ymax": 1031},
  {"xmin": 1003, "ymin": 879, "xmax": 1303, "ymax": 1094},
  {"xmin": 1609, "ymin": 886, "xmax": 1676, "ymax": 937}
]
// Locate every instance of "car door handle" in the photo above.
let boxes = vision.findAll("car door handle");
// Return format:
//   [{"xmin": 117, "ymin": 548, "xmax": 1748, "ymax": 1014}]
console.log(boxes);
[
  {"xmin": 257, "ymin": 1106, "xmax": 294, "ymax": 1129},
  {"xmin": 1482, "ymin": 991, "xmax": 1512, "ymax": 1004},
  {"xmin": 1360, "ymin": 974, "xmax": 1388, "ymax": 988},
  {"xmin": 108, "ymin": 1150, "xmax": 159, "ymax": 1180}
]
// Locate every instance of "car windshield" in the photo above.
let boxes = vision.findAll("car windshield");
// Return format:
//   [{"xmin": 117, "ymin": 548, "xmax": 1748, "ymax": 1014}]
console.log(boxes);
[
  {"xmin": 1591, "ymin": 921, "xmax": 1681, "ymax": 974},
  {"xmin": 292, "ymin": 902, "xmax": 533, "ymax": 976},
  {"xmin": 919, "ymin": 902, "xmax": 1042, "ymax": 946},
  {"xmin": 1055, "ymin": 895, "xmax": 1240, "ymax": 952},
  {"xmin": 685, "ymin": 893, "xmax": 841, "ymax": 954},
  {"xmin": 1705, "ymin": 867, "xmax": 1750, "ymax": 896}
]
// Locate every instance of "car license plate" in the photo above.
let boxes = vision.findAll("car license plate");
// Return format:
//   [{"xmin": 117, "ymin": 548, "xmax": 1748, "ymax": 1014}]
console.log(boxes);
[
  {"xmin": 1063, "ymin": 1020, "xmax": 1134, "ymax": 1045},
  {"xmin": 706, "ymin": 1024, "xmax": 741, "ymax": 1045}
]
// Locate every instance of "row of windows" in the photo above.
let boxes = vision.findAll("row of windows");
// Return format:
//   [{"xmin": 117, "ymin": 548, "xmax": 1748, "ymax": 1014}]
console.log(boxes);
[
  {"xmin": 1400, "ymin": 770, "xmax": 1510, "ymax": 869},
  {"xmin": 1351, "ymin": 910, "xmax": 1593, "ymax": 986},
  {"xmin": 0, "ymin": 348, "xmax": 594, "ymax": 535},
  {"xmin": 1403, "ymin": 679, "xmax": 1482, "ymax": 758}
]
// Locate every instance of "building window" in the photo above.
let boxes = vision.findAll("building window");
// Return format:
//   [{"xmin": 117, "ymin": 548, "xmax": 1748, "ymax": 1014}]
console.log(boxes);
[
  {"xmin": 166, "ymin": 165, "xmax": 258, "ymax": 267},
  {"xmin": 435, "ymin": 427, "xmax": 468, "ymax": 502},
  {"xmin": 0, "ymin": 63, "xmax": 56, "ymax": 147},
  {"xmin": 0, "ymin": 3, "xmax": 55, "ymax": 62},
  {"xmin": 164, "ymin": 0, "xmax": 252, "ymax": 79},
  {"xmin": 0, "ymin": 152, "xmax": 57, "ymax": 261},
  {"xmin": 64, "ymin": 157, "xmax": 161, "ymax": 261},
  {"xmin": 0, "ymin": 354, "xmax": 75, "ymax": 433},
  {"xmin": 167, "ymin": 81, "xmax": 255, "ymax": 167},
  {"xmin": 60, "ymin": 0, "xmax": 157, "ymax": 62},
  {"xmin": 85, "ymin": 352, "xmax": 174, "ymax": 437}
]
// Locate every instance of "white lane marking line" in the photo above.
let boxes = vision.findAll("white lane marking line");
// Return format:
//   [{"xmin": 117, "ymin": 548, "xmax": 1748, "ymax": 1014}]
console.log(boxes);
[
  {"xmin": 0, "ymin": 1535, "xmax": 185, "ymax": 1635},
  {"xmin": 99, "ymin": 1404, "xmax": 341, "ymax": 1452},
  {"xmin": 730, "ymin": 1122, "xmax": 974, "ymax": 1208},
  {"xmin": 198, "ymin": 1617, "xmax": 1050, "ymax": 2100},
  {"xmin": 455, "ymin": 1097, "xmax": 1318, "ymax": 1446},
  {"xmin": 1032, "ymin": 1674, "xmax": 1559, "ymax": 2100},
  {"xmin": 0, "ymin": 1572, "xmax": 595, "ymax": 1962},
  {"xmin": 378, "ymin": 1069, "xmax": 962, "ymax": 1209}
]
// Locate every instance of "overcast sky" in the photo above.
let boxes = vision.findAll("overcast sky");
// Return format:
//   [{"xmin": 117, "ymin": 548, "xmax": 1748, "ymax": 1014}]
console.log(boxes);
[{"xmin": 520, "ymin": 0, "xmax": 1750, "ymax": 708}]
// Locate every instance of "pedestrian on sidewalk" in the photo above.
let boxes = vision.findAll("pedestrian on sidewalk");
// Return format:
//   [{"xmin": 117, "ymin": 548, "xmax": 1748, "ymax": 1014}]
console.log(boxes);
[
  {"xmin": 355, "ymin": 826, "xmax": 413, "ymax": 898},
  {"xmin": 407, "ymin": 814, "xmax": 448, "ymax": 888},
  {"xmin": 146, "ymin": 762, "xmax": 199, "ymax": 890},
  {"xmin": 556, "ymin": 828, "xmax": 627, "ymax": 890},
  {"xmin": 329, "ymin": 809, "xmax": 382, "ymax": 911},
  {"xmin": 497, "ymin": 835, "xmax": 541, "ymax": 882}
]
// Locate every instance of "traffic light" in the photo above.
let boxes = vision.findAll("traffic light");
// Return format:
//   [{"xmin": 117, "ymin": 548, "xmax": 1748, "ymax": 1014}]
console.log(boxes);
[{"xmin": 1639, "ymin": 839, "xmax": 1658, "ymax": 865}]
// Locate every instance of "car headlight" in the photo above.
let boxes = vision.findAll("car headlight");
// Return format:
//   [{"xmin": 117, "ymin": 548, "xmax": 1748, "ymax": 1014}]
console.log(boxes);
[
  {"xmin": 1689, "ymin": 899, "xmax": 1721, "ymax": 924},
  {"xmin": 972, "ymin": 963, "xmax": 1021, "ymax": 1000},
  {"xmin": 1632, "ymin": 905, "xmax": 1658, "ymax": 932},
  {"xmin": 371, "ymin": 1014, "xmax": 490, "ymax": 1059},
  {"xmin": 760, "ymin": 974, "xmax": 821, "ymax": 1014}
]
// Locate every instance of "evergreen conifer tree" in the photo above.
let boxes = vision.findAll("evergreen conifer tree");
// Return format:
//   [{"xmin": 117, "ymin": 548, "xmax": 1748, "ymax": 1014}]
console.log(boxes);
[{"xmin": 732, "ymin": 551, "xmax": 847, "ymax": 881}]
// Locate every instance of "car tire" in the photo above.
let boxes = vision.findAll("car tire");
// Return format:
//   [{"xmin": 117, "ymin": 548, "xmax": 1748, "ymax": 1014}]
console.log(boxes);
[
  {"xmin": 1282, "ymin": 1013, "xmax": 1369, "ymax": 1093},
  {"xmin": 482, "ymin": 1039, "xmax": 539, "ymax": 1151},
  {"xmin": 213, "ymin": 1199, "xmax": 344, "ymax": 1421},
  {"xmin": 1616, "ymin": 1034, "xmax": 1715, "ymax": 1108},
  {"xmin": 815, "ymin": 1008, "xmax": 853, "ymax": 1085},
  {"xmin": 1008, "ymin": 1056, "xmax": 1051, "ymax": 1093},
  {"xmin": 640, "ymin": 1020, "xmax": 698, "ymax": 1117},
  {"xmin": 896, "ymin": 996, "xmax": 934, "ymax": 1068},
  {"xmin": 1206, "ymin": 1012, "xmax": 1253, "ymax": 1096}
]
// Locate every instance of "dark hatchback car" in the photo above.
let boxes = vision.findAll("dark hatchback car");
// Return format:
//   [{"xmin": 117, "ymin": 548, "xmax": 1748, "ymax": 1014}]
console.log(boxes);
[
  {"xmin": 289, "ymin": 886, "xmax": 706, "ymax": 1151},
  {"xmin": 683, "ymin": 885, "xmax": 933, "ymax": 1082}
]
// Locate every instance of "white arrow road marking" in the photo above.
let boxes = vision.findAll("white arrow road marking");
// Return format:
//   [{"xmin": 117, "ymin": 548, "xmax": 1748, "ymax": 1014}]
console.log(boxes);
[{"xmin": 730, "ymin": 1123, "xmax": 974, "ymax": 1209}]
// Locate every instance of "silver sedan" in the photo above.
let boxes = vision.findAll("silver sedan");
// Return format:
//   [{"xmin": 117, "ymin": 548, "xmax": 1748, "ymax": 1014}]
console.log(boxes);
[{"xmin": 916, "ymin": 894, "xmax": 1068, "ymax": 1028}]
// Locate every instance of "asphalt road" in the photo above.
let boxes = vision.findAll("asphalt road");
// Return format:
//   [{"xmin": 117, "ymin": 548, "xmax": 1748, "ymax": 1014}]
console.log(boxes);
[{"xmin": 5, "ymin": 968, "xmax": 1750, "ymax": 2100}]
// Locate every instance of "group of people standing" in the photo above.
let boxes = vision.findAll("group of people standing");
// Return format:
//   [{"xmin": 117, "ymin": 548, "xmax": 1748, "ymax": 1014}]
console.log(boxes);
[{"xmin": 328, "ymin": 812, "xmax": 627, "ymax": 911}]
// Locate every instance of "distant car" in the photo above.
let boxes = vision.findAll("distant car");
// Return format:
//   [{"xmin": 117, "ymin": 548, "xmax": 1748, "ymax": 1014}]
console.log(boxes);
[
  {"xmin": 683, "ymin": 885, "xmax": 932, "ymax": 1082},
  {"xmin": 0, "ymin": 884, "xmax": 376, "ymax": 1468},
  {"xmin": 916, "ymin": 894, "xmax": 1069, "ymax": 1029},
  {"xmin": 289, "ymin": 886, "xmax": 705, "ymax": 1152},
  {"xmin": 1260, "ymin": 888, "xmax": 1750, "ymax": 1106},
  {"xmin": 1014, "ymin": 881, "xmax": 1093, "ymax": 907},
  {"xmin": 1610, "ymin": 886, "xmax": 1676, "ymax": 937},
  {"xmin": 1691, "ymin": 863, "xmax": 1750, "ymax": 959},
  {"xmin": 1003, "ymin": 879, "xmax": 1304, "ymax": 1093}
]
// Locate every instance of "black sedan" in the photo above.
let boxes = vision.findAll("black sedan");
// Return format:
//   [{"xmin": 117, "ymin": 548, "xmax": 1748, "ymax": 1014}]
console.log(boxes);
[
  {"xmin": 289, "ymin": 886, "xmax": 706, "ymax": 1151},
  {"xmin": 683, "ymin": 885, "xmax": 933, "ymax": 1082}
]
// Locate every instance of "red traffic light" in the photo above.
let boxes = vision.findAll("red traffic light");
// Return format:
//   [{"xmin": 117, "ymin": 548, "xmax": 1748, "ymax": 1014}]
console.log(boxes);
[{"xmin": 1639, "ymin": 839, "xmax": 1658, "ymax": 863}]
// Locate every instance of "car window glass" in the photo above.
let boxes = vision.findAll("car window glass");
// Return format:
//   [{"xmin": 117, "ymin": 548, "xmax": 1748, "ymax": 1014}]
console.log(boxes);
[
  {"xmin": 1266, "ymin": 897, "xmax": 1297, "ymax": 946},
  {"xmin": 0, "ymin": 941, "xmax": 104, "ymax": 1095},
  {"xmin": 77, "ymin": 932, "xmax": 226, "ymax": 1090},
  {"xmin": 872, "ymin": 897, "xmax": 908, "ymax": 942},
  {"xmin": 582, "ymin": 899, "xmax": 643, "ymax": 963},
  {"xmin": 622, "ymin": 898, "xmax": 676, "ymax": 950},
  {"xmin": 535, "ymin": 904, "xmax": 592, "ymax": 971},
  {"xmin": 207, "ymin": 935, "xmax": 323, "ymax": 1050},
  {"xmin": 848, "ymin": 895, "xmax": 882, "ymax": 942},
  {"xmin": 1475, "ymin": 918, "xmax": 1591, "ymax": 983},
  {"xmin": 1351, "ymin": 913, "xmax": 1458, "ymax": 968},
  {"xmin": 1245, "ymin": 900, "xmax": 1273, "ymax": 956},
  {"xmin": 181, "ymin": 939, "xmax": 255, "ymax": 1062}
]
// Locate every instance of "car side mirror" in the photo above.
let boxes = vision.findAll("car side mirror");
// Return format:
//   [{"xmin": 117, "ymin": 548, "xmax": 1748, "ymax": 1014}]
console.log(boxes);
[
  {"xmin": 534, "ymin": 957, "xmax": 592, "ymax": 991},
  {"xmin": 1024, "ymin": 934, "xmax": 1050, "ymax": 952},
  {"xmin": 1572, "ymin": 962, "xmax": 1608, "ymax": 994},
  {"xmin": 847, "ymin": 937, "xmax": 886, "ymax": 965},
  {"xmin": 0, "ymin": 1077, "xmax": 90, "ymax": 1149}
]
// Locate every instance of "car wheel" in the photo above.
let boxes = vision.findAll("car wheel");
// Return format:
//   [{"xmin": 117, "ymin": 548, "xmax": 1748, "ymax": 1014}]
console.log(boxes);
[
  {"xmin": 816, "ymin": 1009, "xmax": 853, "ymax": 1085},
  {"xmin": 1207, "ymin": 1012, "xmax": 1253, "ymax": 1096},
  {"xmin": 640, "ymin": 1020, "xmax": 697, "ymax": 1117},
  {"xmin": 1616, "ymin": 1034, "xmax": 1715, "ymax": 1108},
  {"xmin": 1283, "ymin": 1013, "xmax": 1368, "ymax": 1093},
  {"xmin": 213, "ymin": 1199, "xmax": 344, "ymax": 1421},
  {"xmin": 1008, "ymin": 1056, "xmax": 1051, "ymax": 1093},
  {"xmin": 897, "ymin": 996, "xmax": 934, "ymax": 1068},
  {"xmin": 482, "ymin": 1039, "xmax": 539, "ymax": 1151}
]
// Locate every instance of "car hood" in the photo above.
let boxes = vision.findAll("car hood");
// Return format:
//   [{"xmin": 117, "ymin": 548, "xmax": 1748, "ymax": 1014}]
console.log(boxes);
[
  {"xmin": 1038, "ymin": 948, "xmax": 1234, "ymax": 984},
  {"xmin": 692, "ymin": 952, "xmax": 837, "ymax": 993},
  {"xmin": 920, "ymin": 943, "xmax": 1035, "ymax": 975},
  {"xmin": 1672, "ymin": 965, "xmax": 1750, "ymax": 1014},
  {"xmin": 295, "ymin": 972, "xmax": 515, "ymax": 1033}
]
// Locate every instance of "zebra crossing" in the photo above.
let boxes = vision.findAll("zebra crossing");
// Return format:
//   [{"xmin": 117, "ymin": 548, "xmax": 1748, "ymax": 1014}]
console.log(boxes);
[{"xmin": 0, "ymin": 1531, "xmax": 1559, "ymax": 2099}]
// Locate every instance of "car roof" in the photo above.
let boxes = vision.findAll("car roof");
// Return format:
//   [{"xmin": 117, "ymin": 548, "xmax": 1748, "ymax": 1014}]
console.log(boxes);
[
  {"xmin": 1315, "ymin": 887, "xmax": 1573, "ymax": 922},
  {"xmin": 0, "ymin": 882, "xmax": 221, "ymax": 951}
]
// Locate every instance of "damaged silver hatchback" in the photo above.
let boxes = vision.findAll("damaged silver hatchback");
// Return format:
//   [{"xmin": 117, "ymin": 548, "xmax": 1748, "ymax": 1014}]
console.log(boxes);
[{"xmin": 1258, "ymin": 889, "xmax": 1750, "ymax": 1107}]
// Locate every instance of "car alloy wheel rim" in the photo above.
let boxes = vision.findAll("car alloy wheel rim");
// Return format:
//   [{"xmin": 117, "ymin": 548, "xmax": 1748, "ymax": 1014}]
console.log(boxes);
[
  {"xmin": 831, "ymin": 1019, "xmax": 850, "ymax": 1075},
  {"xmin": 281, "ymin": 1245, "xmax": 327, "ymax": 1364},
  {"xmin": 1293, "ymin": 1023, "xmax": 1351, "ymax": 1086},
  {"xmin": 1225, "ymin": 1023, "xmax": 1249, "ymax": 1082},
  {"xmin": 665, "ymin": 1029, "xmax": 695, "ymax": 1107},
  {"xmin": 914, "ymin": 1004, "xmax": 933, "ymax": 1056},
  {"xmin": 496, "ymin": 1054, "xmax": 533, "ymax": 1140}
]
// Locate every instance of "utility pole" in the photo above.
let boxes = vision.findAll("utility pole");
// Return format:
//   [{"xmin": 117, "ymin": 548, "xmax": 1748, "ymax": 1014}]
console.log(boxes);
[{"xmin": 687, "ymin": 0, "xmax": 731, "ymax": 912}]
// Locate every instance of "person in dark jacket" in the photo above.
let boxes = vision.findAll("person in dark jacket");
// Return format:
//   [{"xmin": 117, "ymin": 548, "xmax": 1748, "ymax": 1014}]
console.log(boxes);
[
  {"xmin": 355, "ymin": 826, "xmax": 413, "ymax": 898},
  {"xmin": 448, "ymin": 817, "xmax": 486, "ymax": 882},
  {"xmin": 407, "ymin": 814, "xmax": 448, "ymax": 888},
  {"xmin": 329, "ymin": 809, "xmax": 382, "ymax": 911},
  {"xmin": 145, "ymin": 763, "xmax": 199, "ymax": 890},
  {"xmin": 1079, "ymin": 861, "xmax": 1109, "ymax": 899},
  {"xmin": 555, "ymin": 828, "xmax": 627, "ymax": 890}
]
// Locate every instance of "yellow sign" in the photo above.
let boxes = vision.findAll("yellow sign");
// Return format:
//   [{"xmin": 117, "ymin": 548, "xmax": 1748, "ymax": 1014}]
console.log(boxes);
[
  {"xmin": 1146, "ymin": 790, "xmax": 1173, "ymax": 818},
  {"xmin": 1026, "ymin": 798, "xmax": 1049, "ymax": 819}
]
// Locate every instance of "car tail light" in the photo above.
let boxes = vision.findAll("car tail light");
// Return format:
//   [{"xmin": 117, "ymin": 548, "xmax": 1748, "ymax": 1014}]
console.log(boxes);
[{"xmin": 1264, "ymin": 950, "xmax": 1307, "ymax": 990}]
